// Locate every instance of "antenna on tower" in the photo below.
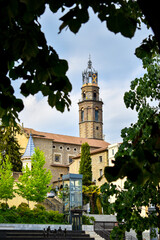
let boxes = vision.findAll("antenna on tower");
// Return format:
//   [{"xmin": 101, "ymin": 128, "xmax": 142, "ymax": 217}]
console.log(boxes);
[{"xmin": 88, "ymin": 54, "xmax": 92, "ymax": 69}]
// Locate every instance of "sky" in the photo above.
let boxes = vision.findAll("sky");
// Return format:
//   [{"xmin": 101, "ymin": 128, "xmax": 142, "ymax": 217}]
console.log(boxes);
[{"xmin": 18, "ymin": 6, "xmax": 152, "ymax": 144}]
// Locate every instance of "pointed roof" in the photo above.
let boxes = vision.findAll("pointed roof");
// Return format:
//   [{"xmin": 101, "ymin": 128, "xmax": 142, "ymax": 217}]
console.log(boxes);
[{"xmin": 22, "ymin": 134, "xmax": 35, "ymax": 158}]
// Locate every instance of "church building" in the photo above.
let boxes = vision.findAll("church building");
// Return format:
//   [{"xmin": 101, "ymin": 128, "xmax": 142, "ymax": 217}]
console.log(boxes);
[{"xmin": 18, "ymin": 58, "xmax": 110, "ymax": 188}]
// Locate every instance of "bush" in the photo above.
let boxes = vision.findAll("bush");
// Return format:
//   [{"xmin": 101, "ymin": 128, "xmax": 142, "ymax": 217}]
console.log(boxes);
[
  {"xmin": 82, "ymin": 215, "xmax": 95, "ymax": 225},
  {"xmin": 17, "ymin": 202, "xmax": 29, "ymax": 209},
  {"xmin": 47, "ymin": 211, "xmax": 65, "ymax": 223},
  {"xmin": 34, "ymin": 204, "xmax": 46, "ymax": 211},
  {"xmin": 0, "ymin": 215, "xmax": 5, "ymax": 223},
  {"xmin": 0, "ymin": 203, "xmax": 9, "ymax": 210},
  {"xmin": 0, "ymin": 203, "xmax": 66, "ymax": 224}
]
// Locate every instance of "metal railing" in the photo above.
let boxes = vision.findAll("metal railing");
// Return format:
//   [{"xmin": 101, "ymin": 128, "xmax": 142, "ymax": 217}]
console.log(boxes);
[
  {"xmin": 125, "ymin": 235, "xmax": 137, "ymax": 240},
  {"xmin": 44, "ymin": 198, "xmax": 56, "ymax": 211},
  {"xmin": 94, "ymin": 221, "xmax": 125, "ymax": 240}
]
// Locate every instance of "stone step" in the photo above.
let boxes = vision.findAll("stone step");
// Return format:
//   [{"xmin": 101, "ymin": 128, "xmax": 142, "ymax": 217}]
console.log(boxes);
[
  {"xmin": 86, "ymin": 231, "xmax": 105, "ymax": 240},
  {"xmin": 0, "ymin": 230, "xmax": 94, "ymax": 240}
]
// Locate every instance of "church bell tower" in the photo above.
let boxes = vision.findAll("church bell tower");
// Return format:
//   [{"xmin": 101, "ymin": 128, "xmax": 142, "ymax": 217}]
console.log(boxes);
[{"xmin": 78, "ymin": 57, "xmax": 103, "ymax": 140}]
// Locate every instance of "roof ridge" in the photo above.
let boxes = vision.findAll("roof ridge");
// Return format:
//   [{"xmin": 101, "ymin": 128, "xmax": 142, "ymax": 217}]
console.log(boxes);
[{"xmin": 24, "ymin": 127, "xmax": 110, "ymax": 147}]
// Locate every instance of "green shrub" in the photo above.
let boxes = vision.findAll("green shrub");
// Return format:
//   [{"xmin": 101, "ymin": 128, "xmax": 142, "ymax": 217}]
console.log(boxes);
[
  {"xmin": 10, "ymin": 206, "xmax": 16, "ymax": 210},
  {"xmin": 0, "ymin": 203, "xmax": 66, "ymax": 224},
  {"xmin": 32, "ymin": 207, "xmax": 48, "ymax": 224},
  {"xmin": 0, "ymin": 203, "xmax": 9, "ymax": 210},
  {"xmin": 90, "ymin": 216, "xmax": 95, "ymax": 222},
  {"xmin": 0, "ymin": 214, "xmax": 5, "ymax": 223},
  {"xmin": 17, "ymin": 203, "xmax": 33, "ymax": 223},
  {"xmin": 17, "ymin": 202, "xmax": 29, "ymax": 209},
  {"xmin": 2, "ymin": 211, "xmax": 20, "ymax": 223},
  {"xmin": 47, "ymin": 211, "xmax": 65, "ymax": 223},
  {"xmin": 34, "ymin": 204, "xmax": 46, "ymax": 211},
  {"xmin": 82, "ymin": 215, "xmax": 95, "ymax": 225}
]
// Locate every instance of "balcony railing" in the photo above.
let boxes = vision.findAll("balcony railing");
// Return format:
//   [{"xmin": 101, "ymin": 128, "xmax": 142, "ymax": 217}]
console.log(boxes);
[{"xmin": 79, "ymin": 98, "xmax": 102, "ymax": 102}]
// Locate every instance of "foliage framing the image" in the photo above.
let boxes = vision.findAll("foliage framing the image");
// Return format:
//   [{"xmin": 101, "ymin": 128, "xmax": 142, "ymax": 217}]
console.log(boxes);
[
  {"xmin": 1, "ymin": 0, "xmax": 159, "ymax": 125},
  {"xmin": 105, "ymin": 53, "xmax": 160, "ymax": 185},
  {"xmin": 0, "ymin": 123, "xmax": 22, "ymax": 172},
  {"xmin": 101, "ymin": 181, "xmax": 159, "ymax": 240},
  {"xmin": 103, "ymin": 52, "xmax": 160, "ymax": 239}
]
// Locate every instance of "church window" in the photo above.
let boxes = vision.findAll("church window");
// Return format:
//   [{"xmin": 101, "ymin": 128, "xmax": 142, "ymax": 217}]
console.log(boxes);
[
  {"xmin": 99, "ymin": 169, "xmax": 103, "ymax": 177},
  {"xmin": 96, "ymin": 126, "xmax": 99, "ymax": 130},
  {"xmin": 81, "ymin": 108, "xmax": 84, "ymax": 122},
  {"xmin": 83, "ymin": 91, "xmax": 86, "ymax": 100},
  {"xmin": 99, "ymin": 156, "xmax": 102, "ymax": 162},
  {"xmin": 69, "ymin": 156, "xmax": 73, "ymax": 163},
  {"xmin": 112, "ymin": 149, "xmax": 114, "ymax": 155},
  {"xmin": 55, "ymin": 154, "xmax": 61, "ymax": 162},
  {"xmin": 93, "ymin": 91, "xmax": 97, "ymax": 100},
  {"xmin": 95, "ymin": 108, "xmax": 98, "ymax": 122}
]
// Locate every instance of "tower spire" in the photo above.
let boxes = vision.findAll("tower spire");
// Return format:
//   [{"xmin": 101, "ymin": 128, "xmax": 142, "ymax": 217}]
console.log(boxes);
[
  {"xmin": 82, "ymin": 57, "xmax": 98, "ymax": 85},
  {"xmin": 88, "ymin": 54, "xmax": 92, "ymax": 69}
]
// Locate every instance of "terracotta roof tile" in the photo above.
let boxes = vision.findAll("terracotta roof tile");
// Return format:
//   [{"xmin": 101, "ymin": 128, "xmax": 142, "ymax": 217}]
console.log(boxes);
[{"xmin": 24, "ymin": 128, "xmax": 110, "ymax": 148}]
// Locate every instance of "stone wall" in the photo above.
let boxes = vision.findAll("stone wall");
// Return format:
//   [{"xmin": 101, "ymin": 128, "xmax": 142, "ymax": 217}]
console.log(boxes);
[
  {"xmin": 91, "ymin": 150, "xmax": 108, "ymax": 187},
  {"xmin": 69, "ymin": 149, "xmax": 108, "ymax": 187}
]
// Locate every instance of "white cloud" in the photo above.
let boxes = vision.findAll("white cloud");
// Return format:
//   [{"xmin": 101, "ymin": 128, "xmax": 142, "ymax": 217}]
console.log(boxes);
[
  {"xmin": 19, "ymin": 93, "xmax": 79, "ymax": 137},
  {"xmin": 17, "ymin": 8, "xmax": 151, "ymax": 144}
]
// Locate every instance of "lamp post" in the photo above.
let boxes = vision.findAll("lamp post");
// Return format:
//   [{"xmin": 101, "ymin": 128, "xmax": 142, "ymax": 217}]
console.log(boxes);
[{"xmin": 148, "ymin": 204, "xmax": 158, "ymax": 240}]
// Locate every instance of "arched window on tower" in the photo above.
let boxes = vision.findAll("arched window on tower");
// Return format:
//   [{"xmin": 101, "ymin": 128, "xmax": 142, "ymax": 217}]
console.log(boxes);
[
  {"xmin": 83, "ymin": 91, "xmax": 86, "ymax": 100},
  {"xmin": 81, "ymin": 108, "xmax": 84, "ymax": 122},
  {"xmin": 95, "ymin": 107, "xmax": 99, "ymax": 122},
  {"xmin": 93, "ymin": 91, "xmax": 97, "ymax": 100}
]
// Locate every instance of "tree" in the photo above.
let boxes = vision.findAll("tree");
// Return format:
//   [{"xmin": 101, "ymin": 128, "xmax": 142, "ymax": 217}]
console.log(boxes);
[
  {"xmin": 83, "ymin": 185, "xmax": 102, "ymax": 214},
  {"xmin": 1, "ymin": 0, "xmax": 160, "ymax": 125},
  {"xmin": 0, "ymin": 123, "xmax": 22, "ymax": 172},
  {"xmin": 16, "ymin": 148, "xmax": 52, "ymax": 204},
  {"xmin": 103, "ymin": 53, "xmax": 160, "ymax": 238},
  {"xmin": 105, "ymin": 53, "xmax": 160, "ymax": 185},
  {"xmin": 101, "ymin": 180, "xmax": 160, "ymax": 240},
  {"xmin": 0, "ymin": 155, "xmax": 15, "ymax": 205},
  {"xmin": 79, "ymin": 142, "xmax": 92, "ymax": 186}
]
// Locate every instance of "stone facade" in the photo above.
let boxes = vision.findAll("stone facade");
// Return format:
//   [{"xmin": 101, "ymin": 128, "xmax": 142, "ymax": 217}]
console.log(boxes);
[
  {"xmin": 79, "ymin": 98, "xmax": 103, "ymax": 140},
  {"xmin": 17, "ymin": 127, "xmax": 110, "ymax": 188}
]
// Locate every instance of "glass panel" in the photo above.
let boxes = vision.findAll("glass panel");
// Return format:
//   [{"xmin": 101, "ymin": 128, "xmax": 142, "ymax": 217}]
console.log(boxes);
[
  {"xmin": 63, "ymin": 175, "xmax": 82, "ymax": 213},
  {"xmin": 63, "ymin": 180, "xmax": 70, "ymax": 212}
]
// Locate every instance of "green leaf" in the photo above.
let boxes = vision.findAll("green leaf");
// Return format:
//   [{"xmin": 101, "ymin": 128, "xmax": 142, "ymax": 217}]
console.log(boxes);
[
  {"xmin": 48, "ymin": 94, "xmax": 56, "ymax": 107},
  {"xmin": 107, "ymin": 8, "xmax": 137, "ymax": 38}
]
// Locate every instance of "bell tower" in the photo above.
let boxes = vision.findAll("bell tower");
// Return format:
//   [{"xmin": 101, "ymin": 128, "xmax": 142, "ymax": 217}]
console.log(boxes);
[{"xmin": 78, "ymin": 57, "xmax": 103, "ymax": 140}]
